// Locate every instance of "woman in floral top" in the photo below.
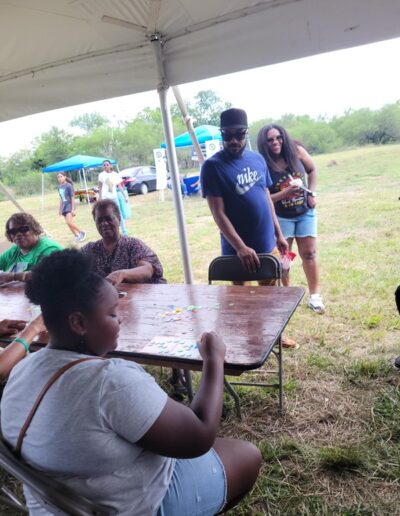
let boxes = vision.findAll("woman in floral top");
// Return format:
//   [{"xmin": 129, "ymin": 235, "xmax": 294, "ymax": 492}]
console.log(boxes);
[{"xmin": 81, "ymin": 199, "xmax": 166, "ymax": 286}]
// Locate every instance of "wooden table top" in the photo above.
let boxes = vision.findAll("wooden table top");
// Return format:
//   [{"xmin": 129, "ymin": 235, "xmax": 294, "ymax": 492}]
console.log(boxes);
[{"xmin": 0, "ymin": 283, "xmax": 304, "ymax": 374}]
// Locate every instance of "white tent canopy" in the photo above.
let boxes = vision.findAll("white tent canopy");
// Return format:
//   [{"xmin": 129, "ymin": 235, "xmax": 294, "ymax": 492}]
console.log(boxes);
[
  {"xmin": 1, "ymin": 0, "xmax": 399, "ymax": 281},
  {"xmin": 1, "ymin": 0, "xmax": 399, "ymax": 122}
]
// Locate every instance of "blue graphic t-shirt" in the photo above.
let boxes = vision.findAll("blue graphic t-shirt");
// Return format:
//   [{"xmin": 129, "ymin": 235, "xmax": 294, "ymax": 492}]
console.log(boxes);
[
  {"xmin": 201, "ymin": 149, "xmax": 276, "ymax": 254},
  {"xmin": 58, "ymin": 183, "xmax": 74, "ymax": 214}
]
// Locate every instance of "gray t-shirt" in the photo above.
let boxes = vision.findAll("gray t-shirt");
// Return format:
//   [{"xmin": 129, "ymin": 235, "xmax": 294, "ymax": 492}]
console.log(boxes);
[{"xmin": 1, "ymin": 348, "xmax": 174, "ymax": 515}]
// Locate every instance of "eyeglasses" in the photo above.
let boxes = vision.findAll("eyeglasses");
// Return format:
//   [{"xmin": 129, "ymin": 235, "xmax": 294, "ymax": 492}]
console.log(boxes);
[
  {"xmin": 7, "ymin": 225, "xmax": 31, "ymax": 237},
  {"xmin": 267, "ymin": 135, "xmax": 283, "ymax": 144},
  {"xmin": 221, "ymin": 129, "xmax": 248, "ymax": 142}
]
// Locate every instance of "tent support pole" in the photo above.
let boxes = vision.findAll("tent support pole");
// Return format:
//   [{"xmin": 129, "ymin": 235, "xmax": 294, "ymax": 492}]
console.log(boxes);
[
  {"xmin": 172, "ymin": 86, "xmax": 205, "ymax": 166},
  {"xmin": 0, "ymin": 181, "xmax": 26, "ymax": 213},
  {"xmin": 82, "ymin": 168, "xmax": 90, "ymax": 205},
  {"xmin": 41, "ymin": 173, "xmax": 44, "ymax": 209},
  {"xmin": 151, "ymin": 34, "xmax": 193, "ymax": 284}
]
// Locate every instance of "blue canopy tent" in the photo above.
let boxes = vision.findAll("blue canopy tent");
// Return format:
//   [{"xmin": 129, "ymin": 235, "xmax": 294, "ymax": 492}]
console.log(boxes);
[
  {"xmin": 161, "ymin": 125, "xmax": 221, "ymax": 149},
  {"xmin": 42, "ymin": 155, "xmax": 116, "ymax": 205},
  {"xmin": 161, "ymin": 125, "xmax": 221, "ymax": 195}
]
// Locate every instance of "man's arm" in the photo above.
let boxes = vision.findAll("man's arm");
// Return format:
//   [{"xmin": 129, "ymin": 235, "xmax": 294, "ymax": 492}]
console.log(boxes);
[
  {"xmin": 265, "ymin": 189, "xmax": 288, "ymax": 255},
  {"xmin": 206, "ymin": 196, "xmax": 260, "ymax": 272},
  {"xmin": 98, "ymin": 180, "xmax": 102, "ymax": 200}
]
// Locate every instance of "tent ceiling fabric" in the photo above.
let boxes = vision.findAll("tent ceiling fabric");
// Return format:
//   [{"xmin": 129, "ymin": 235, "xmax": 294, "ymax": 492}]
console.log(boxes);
[{"xmin": 1, "ymin": 0, "xmax": 399, "ymax": 123}]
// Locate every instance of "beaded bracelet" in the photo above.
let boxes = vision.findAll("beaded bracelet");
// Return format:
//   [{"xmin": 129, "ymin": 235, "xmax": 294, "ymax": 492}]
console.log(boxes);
[{"xmin": 14, "ymin": 337, "xmax": 29, "ymax": 354}]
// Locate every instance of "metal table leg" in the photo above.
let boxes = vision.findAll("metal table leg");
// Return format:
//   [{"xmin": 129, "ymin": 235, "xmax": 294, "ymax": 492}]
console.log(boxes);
[{"xmin": 224, "ymin": 377, "xmax": 242, "ymax": 420}]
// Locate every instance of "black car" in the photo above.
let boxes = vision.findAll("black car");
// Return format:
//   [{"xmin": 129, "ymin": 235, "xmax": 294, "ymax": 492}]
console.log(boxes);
[{"xmin": 120, "ymin": 166, "xmax": 157, "ymax": 195}]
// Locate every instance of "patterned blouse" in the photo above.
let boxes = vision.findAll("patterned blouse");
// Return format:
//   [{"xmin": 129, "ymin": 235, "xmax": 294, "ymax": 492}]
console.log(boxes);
[{"xmin": 81, "ymin": 236, "xmax": 166, "ymax": 284}]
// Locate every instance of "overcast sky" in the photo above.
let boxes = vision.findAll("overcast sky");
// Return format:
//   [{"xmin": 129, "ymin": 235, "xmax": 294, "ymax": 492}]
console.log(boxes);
[{"xmin": 0, "ymin": 37, "xmax": 399, "ymax": 158}]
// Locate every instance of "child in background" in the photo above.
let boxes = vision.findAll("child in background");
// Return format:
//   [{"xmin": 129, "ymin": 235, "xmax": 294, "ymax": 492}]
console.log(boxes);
[{"xmin": 57, "ymin": 172, "xmax": 86, "ymax": 242}]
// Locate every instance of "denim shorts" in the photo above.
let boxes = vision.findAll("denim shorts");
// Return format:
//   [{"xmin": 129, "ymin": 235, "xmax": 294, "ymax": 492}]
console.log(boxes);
[
  {"xmin": 278, "ymin": 209, "xmax": 317, "ymax": 239},
  {"xmin": 157, "ymin": 448, "xmax": 227, "ymax": 516}
]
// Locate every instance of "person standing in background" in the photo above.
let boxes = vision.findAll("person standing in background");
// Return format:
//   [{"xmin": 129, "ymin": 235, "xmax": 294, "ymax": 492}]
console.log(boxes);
[
  {"xmin": 201, "ymin": 108, "xmax": 297, "ymax": 349},
  {"xmin": 98, "ymin": 160, "xmax": 129, "ymax": 236},
  {"xmin": 57, "ymin": 172, "xmax": 86, "ymax": 242},
  {"xmin": 257, "ymin": 124, "xmax": 325, "ymax": 314}
]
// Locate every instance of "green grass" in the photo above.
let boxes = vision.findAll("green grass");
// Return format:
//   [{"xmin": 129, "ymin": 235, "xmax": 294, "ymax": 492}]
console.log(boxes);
[{"xmin": 1, "ymin": 144, "xmax": 400, "ymax": 514}]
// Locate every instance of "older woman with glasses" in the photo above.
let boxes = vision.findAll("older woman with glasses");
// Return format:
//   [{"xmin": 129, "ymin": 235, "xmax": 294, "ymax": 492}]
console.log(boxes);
[
  {"xmin": 0, "ymin": 213, "xmax": 63, "ymax": 285},
  {"xmin": 257, "ymin": 124, "xmax": 325, "ymax": 314}
]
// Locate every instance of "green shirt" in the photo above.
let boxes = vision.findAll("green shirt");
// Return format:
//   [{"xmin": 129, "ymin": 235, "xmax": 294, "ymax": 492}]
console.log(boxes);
[{"xmin": 0, "ymin": 236, "xmax": 63, "ymax": 273}]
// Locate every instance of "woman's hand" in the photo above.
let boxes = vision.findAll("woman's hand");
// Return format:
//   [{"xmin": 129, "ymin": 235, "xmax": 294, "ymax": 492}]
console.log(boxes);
[
  {"xmin": 284, "ymin": 183, "xmax": 302, "ymax": 197},
  {"xmin": 0, "ymin": 319, "xmax": 26, "ymax": 337},
  {"xmin": 106, "ymin": 270, "xmax": 125, "ymax": 286},
  {"xmin": 198, "ymin": 331, "xmax": 226, "ymax": 363},
  {"xmin": 307, "ymin": 195, "xmax": 317, "ymax": 209}
]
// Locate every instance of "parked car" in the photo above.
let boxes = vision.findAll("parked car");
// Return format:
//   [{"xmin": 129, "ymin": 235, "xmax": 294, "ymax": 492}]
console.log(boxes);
[{"xmin": 119, "ymin": 166, "xmax": 157, "ymax": 195}]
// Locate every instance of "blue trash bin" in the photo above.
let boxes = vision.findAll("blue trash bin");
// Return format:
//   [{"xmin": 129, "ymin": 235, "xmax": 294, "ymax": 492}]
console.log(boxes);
[{"xmin": 183, "ymin": 175, "xmax": 200, "ymax": 195}]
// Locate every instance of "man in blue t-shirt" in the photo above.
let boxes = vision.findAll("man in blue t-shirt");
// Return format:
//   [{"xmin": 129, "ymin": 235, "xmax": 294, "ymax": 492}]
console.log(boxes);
[{"xmin": 201, "ymin": 108, "xmax": 288, "ymax": 273}]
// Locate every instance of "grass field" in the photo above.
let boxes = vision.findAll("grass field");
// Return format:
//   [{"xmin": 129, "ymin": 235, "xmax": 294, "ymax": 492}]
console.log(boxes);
[{"xmin": 0, "ymin": 145, "xmax": 399, "ymax": 514}]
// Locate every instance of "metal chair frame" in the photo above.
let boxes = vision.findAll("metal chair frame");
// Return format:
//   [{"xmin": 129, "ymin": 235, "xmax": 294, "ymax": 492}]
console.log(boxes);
[
  {"xmin": 208, "ymin": 253, "xmax": 284, "ymax": 419},
  {"xmin": 0, "ymin": 439, "xmax": 109, "ymax": 516}
]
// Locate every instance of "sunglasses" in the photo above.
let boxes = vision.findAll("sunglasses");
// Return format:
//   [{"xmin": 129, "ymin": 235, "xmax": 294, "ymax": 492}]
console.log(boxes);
[
  {"xmin": 7, "ymin": 225, "xmax": 31, "ymax": 237},
  {"xmin": 221, "ymin": 129, "xmax": 248, "ymax": 142},
  {"xmin": 267, "ymin": 135, "xmax": 283, "ymax": 144}
]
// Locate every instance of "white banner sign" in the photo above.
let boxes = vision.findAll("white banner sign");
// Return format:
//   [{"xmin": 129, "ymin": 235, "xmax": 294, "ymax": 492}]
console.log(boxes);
[
  {"xmin": 205, "ymin": 139, "xmax": 221, "ymax": 158},
  {"xmin": 153, "ymin": 148, "xmax": 168, "ymax": 190}
]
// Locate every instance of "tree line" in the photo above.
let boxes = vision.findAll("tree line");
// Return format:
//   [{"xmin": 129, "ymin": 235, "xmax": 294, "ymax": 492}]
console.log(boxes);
[{"xmin": 0, "ymin": 90, "xmax": 399, "ymax": 197}]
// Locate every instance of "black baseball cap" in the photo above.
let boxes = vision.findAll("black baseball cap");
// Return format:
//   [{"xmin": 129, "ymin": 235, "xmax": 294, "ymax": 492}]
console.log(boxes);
[{"xmin": 220, "ymin": 108, "xmax": 248, "ymax": 129}]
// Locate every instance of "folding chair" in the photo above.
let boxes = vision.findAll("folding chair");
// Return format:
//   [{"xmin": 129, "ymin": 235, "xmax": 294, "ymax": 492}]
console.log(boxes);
[
  {"xmin": 208, "ymin": 253, "xmax": 284, "ymax": 419},
  {"xmin": 208, "ymin": 253, "xmax": 281, "ymax": 284},
  {"xmin": 0, "ymin": 439, "xmax": 109, "ymax": 515}
]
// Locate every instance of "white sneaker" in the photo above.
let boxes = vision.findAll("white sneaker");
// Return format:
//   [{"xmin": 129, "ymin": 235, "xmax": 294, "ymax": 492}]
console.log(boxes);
[
  {"xmin": 308, "ymin": 294, "xmax": 325, "ymax": 314},
  {"xmin": 75, "ymin": 231, "xmax": 86, "ymax": 242}
]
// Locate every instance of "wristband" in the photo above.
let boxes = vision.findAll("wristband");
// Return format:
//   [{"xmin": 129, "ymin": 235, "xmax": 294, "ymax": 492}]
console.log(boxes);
[{"xmin": 14, "ymin": 337, "xmax": 30, "ymax": 354}]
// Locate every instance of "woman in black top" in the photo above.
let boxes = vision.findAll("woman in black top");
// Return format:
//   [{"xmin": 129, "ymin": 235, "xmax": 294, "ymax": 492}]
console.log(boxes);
[{"xmin": 257, "ymin": 124, "xmax": 324, "ymax": 314}]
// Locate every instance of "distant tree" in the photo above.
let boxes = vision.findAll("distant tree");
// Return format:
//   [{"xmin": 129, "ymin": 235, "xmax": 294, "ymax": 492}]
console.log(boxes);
[
  {"xmin": 70, "ymin": 113, "xmax": 109, "ymax": 134},
  {"xmin": 1, "ymin": 149, "xmax": 33, "ymax": 184},
  {"xmin": 72, "ymin": 126, "xmax": 115, "ymax": 159},
  {"xmin": 190, "ymin": 90, "xmax": 232, "ymax": 126},
  {"xmin": 374, "ymin": 102, "xmax": 400, "ymax": 144},
  {"xmin": 331, "ymin": 108, "xmax": 376, "ymax": 146},
  {"xmin": 32, "ymin": 127, "xmax": 74, "ymax": 168},
  {"xmin": 251, "ymin": 114, "xmax": 342, "ymax": 154}
]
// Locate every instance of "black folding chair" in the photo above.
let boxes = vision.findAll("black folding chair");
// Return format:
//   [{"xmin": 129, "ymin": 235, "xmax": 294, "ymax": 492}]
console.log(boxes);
[
  {"xmin": 0, "ymin": 439, "xmax": 109, "ymax": 515},
  {"xmin": 208, "ymin": 253, "xmax": 284, "ymax": 419},
  {"xmin": 208, "ymin": 253, "xmax": 282, "ymax": 284}
]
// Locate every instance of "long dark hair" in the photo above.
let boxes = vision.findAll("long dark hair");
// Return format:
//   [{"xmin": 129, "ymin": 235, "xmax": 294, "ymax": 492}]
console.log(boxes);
[
  {"xmin": 58, "ymin": 172, "xmax": 74, "ymax": 186},
  {"xmin": 257, "ymin": 124, "xmax": 299, "ymax": 174}
]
